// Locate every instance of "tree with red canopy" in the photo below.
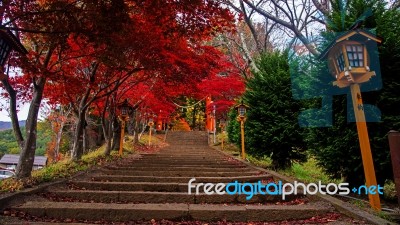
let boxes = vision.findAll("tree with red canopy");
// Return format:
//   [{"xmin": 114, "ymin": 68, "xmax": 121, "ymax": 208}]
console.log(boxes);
[{"xmin": 1, "ymin": 0, "xmax": 235, "ymax": 178}]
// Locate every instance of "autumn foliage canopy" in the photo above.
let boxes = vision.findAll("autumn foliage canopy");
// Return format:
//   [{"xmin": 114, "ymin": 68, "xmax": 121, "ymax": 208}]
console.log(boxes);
[{"xmin": 0, "ymin": 0, "xmax": 245, "ymax": 176}]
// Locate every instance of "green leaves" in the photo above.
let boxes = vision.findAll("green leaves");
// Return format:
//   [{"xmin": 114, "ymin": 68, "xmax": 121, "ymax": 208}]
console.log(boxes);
[{"xmin": 242, "ymin": 51, "xmax": 306, "ymax": 169}]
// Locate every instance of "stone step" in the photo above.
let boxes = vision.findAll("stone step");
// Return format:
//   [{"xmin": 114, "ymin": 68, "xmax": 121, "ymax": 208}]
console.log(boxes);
[
  {"xmin": 15, "ymin": 201, "xmax": 332, "ymax": 222},
  {"xmin": 101, "ymin": 169, "xmax": 259, "ymax": 177},
  {"xmin": 140, "ymin": 151, "xmax": 221, "ymax": 154},
  {"xmin": 128, "ymin": 161, "xmax": 240, "ymax": 166},
  {"xmin": 71, "ymin": 181, "xmax": 280, "ymax": 192},
  {"xmin": 149, "ymin": 149, "xmax": 211, "ymax": 151},
  {"xmin": 165, "ymin": 139, "xmax": 206, "ymax": 141},
  {"xmin": 138, "ymin": 155, "xmax": 226, "ymax": 160},
  {"xmin": 162, "ymin": 148, "xmax": 209, "ymax": 150},
  {"xmin": 113, "ymin": 163, "xmax": 244, "ymax": 168},
  {"xmin": 165, "ymin": 136, "xmax": 206, "ymax": 139},
  {"xmin": 91, "ymin": 174, "xmax": 272, "ymax": 183},
  {"xmin": 104, "ymin": 166, "xmax": 253, "ymax": 172},
  {"xmin": 137, "ymin": 156, "xmax": 227, "ymax": 160},
  {"xmin": 131, "ymin": 161, "xmax": 232, "ymax": 165},
  {"xmin": 133, "ymin": 158, "xmax": 230, "ymax": 162},
  {"xmin": 138, "ymin": 156, "xmax": 223, "ymax": 158},
  {"xmin": 166, "ymin": 138, "xmax": 208, "ymax": 140},
  {"xmin": 69, "ymin": 181, "xmax": 189, "ymax": 192},
  {"xmin": 47, "ymin": 190, "xmax": 299, "ymax": 204},
  {"xmin": 140, "ymin": 152, "xmax": 221, "ymax": 155},
  {"xmin": 151, "ymin": 148, "xmax": 211, "ymax": 151},
  {"xmin": 163, "ymin": 143, "xmax": 208, "ymax": 146}
]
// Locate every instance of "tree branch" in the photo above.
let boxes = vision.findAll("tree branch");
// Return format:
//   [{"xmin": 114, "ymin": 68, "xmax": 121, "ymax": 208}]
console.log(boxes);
[
  {"xmin": 242, "ymin": 0, "xmax": 319, "ymax": 56},
  {"xmin": 311, "ymin": 0, "xmax": 329, "ymax": 16}
]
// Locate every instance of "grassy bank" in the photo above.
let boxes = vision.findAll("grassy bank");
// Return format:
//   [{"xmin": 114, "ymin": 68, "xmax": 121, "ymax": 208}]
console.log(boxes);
[
  {"xmin": 0, "ymin": 134, "xmax": 164, "ymax": 193},
  {"xmin": 279, "ymin": 158, "xmax": 342, "ymax": 184},
  {"xmin": 218, "ymin": 142, "xmax": 340, "ymax": 184}
]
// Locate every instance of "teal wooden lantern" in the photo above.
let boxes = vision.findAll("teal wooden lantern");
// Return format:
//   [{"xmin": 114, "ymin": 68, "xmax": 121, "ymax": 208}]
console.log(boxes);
[{"xmin": 319, "ymin": 30, "xmax": 382, "ymax": 88}]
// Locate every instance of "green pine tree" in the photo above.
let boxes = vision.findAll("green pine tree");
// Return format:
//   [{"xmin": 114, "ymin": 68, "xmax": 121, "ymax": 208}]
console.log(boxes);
[{"xmin": 242, "ymin": 51, "xmax": 306, "ymax": 169}]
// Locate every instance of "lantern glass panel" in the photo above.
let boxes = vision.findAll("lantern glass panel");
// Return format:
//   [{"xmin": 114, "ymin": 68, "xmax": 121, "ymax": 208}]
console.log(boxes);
[
  {"xmin": 346, "ymin": 44, "xmax": 364, "ymax": 67},
  {"xmin": 0, "ymin": 39, "xmax": 11, "ymax": 66},
  {"xmin": 121, "ymin": 107, "xmax": 129, "ymax": 116},
  {"xmin": 335, "ymin": 51, "xmax": 345, "ymax": 72},
  {"xmin": 238, "ymin": 107, "xmax": 246, "ymax": 116}
]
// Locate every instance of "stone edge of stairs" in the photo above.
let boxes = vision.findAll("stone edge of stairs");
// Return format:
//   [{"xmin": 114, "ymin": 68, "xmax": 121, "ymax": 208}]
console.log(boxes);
[{"xmin": 212, "ymin": 144, "xmax": 396, "ymax": 225}]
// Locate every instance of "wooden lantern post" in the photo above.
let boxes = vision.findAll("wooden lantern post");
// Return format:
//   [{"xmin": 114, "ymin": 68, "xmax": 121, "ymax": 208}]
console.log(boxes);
[
  {"xmin": 148, "ymin": 115, "xmax": 155, "ymax": 146},
  {"xmin": 235, "ymin": 101, "xmax": 249, "ymax": 160},
  {"xmin": 117, "ymin": 100, "xmax": 134, "ymax": 156},
  {"xmin": 319, "ymin": 30, "xmax": 382, "ymax": 211}
]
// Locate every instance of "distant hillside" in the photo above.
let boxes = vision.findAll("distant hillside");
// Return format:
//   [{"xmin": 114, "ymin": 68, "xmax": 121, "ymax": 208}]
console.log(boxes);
[
  {"xmin": 0, "ymin": 121, "xmax": 48, "ymax": 156},
  {"xmin": 0, "ymin": 121, "xmax": 26, "ymax": 131}
]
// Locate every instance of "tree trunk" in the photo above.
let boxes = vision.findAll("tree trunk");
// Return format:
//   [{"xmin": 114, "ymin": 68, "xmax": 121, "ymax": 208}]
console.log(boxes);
[
  {"xmin": 192, "ymin": 105, "xmax": 197, "ymax": 130},
  {"xmin": 96, "ymin": 122, "xmax": 103, "ymax": 146},
  {"xmin": 2, "ymin": 79, "xmax": 24, "ymax": 149},
  {"xmin": 133, "ymin": 113, "xmax": 139, "ymax": 144},
  {"xmin": 111, "ymin": 117, "xmax": 121, "ymax": 150},
  {"xmin": 53, "ymin": 120, "xmax": 65, "ymax": 161},
  {"xmin": 82, "ymin": 123, "xmax": 87, "ymax": 154},
  {"xmin": 103, "ymin": 115, "xmax": 113, "ymax": 156},
  {"xmin": 101, "ymin": 96, "xmax": 112, "ymax": 155},
  {"xmin": 71, "ymin": 63, "xmax": 98, "ymax": 160},
  {"xmin": 127, "ymin": 118, "xmax": 134, "ymax": 135},
  {"xmin": 103, "ymin": 126, "xmax": 113, "ymax": 156},
  {"xmin": 239, "ymin": 31, "xmax": 260, "ymax": 73},
  {"xmin": 72, "ymin": 109, "xmax": 87, "ymax": 161},
  {"xmin": 15, "ymin": 77, "xmax": 46, "ymax": 179}
]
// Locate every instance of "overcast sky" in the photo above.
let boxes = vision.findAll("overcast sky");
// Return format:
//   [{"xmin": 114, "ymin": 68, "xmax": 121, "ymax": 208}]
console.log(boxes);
[{"xmin": 0, "ymin": 102, "xmax": 30, "ymax": 122}]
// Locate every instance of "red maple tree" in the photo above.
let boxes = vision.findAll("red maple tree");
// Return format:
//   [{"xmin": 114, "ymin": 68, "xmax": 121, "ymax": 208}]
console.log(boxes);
[{"xmin": 1, "ymin": 0, "xmax": 235, "ymax": 178}]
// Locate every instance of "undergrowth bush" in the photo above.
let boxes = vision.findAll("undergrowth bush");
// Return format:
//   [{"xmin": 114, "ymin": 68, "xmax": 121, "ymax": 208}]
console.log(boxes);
[
  {"xmin": 0, "ymin": 135, "xmax": 154, "ymax": 193},
  {"xmin": 383, "ymin": 180, "xmax": 397, "ymax": 201}
]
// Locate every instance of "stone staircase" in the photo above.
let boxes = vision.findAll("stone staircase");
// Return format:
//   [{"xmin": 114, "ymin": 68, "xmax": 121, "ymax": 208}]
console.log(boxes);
[
  {"xmin": 171, "ymin": 119, "xmax": 191, "ymax": 131},
  {"xmin": 4, "ymin": 131, "xmax": 339, "ymax": 224}
]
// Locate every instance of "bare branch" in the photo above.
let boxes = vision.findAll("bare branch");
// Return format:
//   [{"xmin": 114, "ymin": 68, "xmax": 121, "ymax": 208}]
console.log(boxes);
[
  {"xmin": 311, "ymin": 0, "xmax": 329, "ymax": 16},
  {"xmin": 241, "ymin": 0, "xmax": 320, "ymax": 56}
]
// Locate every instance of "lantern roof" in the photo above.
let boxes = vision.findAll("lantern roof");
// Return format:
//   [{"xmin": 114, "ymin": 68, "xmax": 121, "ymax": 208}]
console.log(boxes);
[
  {"xmin": 117, "ymin": 99, "xmax": 134, "ymax": 108},
  {"xmin": 0, "ymin": 28, "xmax": 28, "ymax": 54},
  {"xmin": 234, "ymin": 101, "xmax": 249, "ymax": 110},
  {"xmin": 318, "ymin": 29, "xmax": 382, "ymax": 60}
]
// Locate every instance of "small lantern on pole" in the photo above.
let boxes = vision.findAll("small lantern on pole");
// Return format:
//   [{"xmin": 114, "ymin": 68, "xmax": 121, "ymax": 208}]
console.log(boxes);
[
  {"xmin": 235, "ymin": 101, "xmax": 249, "ymax": 160},
  {"xmin": 212, "ymin": 104, "xmax": 217, "ymax": 143},
  {"xmin": 219, "ymin": 118, "xmax": 226, "ymax": 129},
  {"xmin": 319, "ymin": 30, "xmax": 382, "ymax": 88},
  {"xmin": 117, "ymin": 99, "xmax": 134, "ymax": 156},
  {"xmin": 237, "ymin": 104, "xmax": 247, "ymax": 118},
  {"xmin": 156, "ymin": 110, "xmax": 163, "ymax": 131},
  {"xmin": 319, "ymin": 29, "xmax": 382, "ymax": 211},
  {"xmin": 0, "ymin": 28, "xmax": 28, "ymax": 80}
]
